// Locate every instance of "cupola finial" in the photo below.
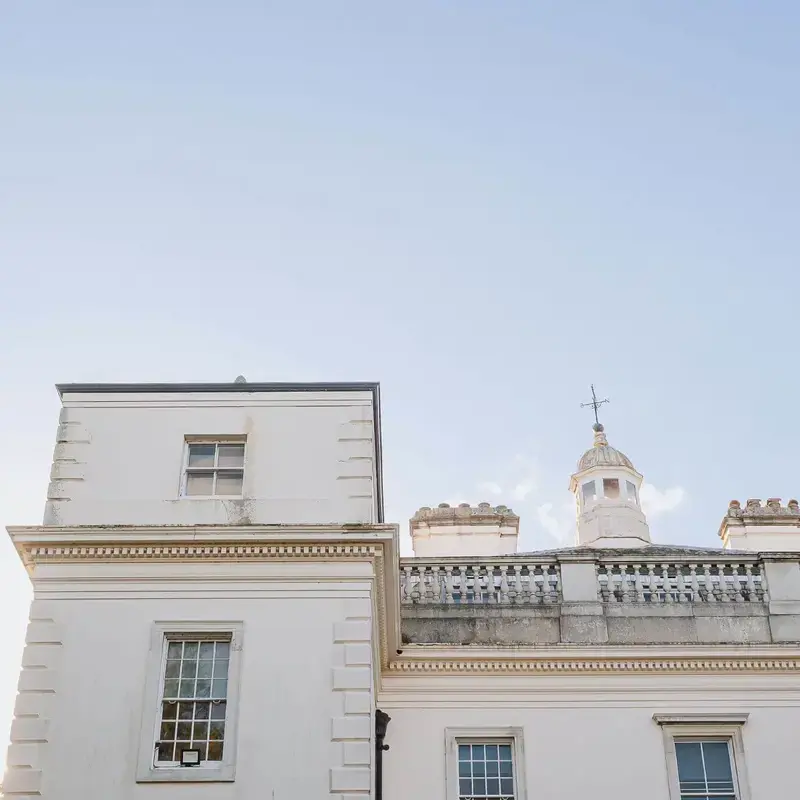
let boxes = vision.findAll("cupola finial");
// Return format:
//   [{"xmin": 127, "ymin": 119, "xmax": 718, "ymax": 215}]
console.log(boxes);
[{"xmin": 580, "ymin": 384, "xmax": 609, "ymax": 427}]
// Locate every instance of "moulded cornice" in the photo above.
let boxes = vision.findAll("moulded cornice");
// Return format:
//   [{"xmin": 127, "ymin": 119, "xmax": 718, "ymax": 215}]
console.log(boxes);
[
  {"xmin": 7, "ymin": 523, "xmax": 401, "ymax": 670},
  {"xmin": 388, "ymin": 644, "xmax": 800, "ymax": 675}
]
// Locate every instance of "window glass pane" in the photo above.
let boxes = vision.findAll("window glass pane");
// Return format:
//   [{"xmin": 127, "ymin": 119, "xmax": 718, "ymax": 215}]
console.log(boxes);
[
  {"xmin": 199, "ymin": 642, "xmax": 215, "ymax": 660},
  {"xmin": 626, "ymin": 481, "xmax": 637, "ymax": 504},
  {"xmin": 167, "ymin": 641, "xmax": 183, "ymax": 659},
  {"xmin": 676, "ymin": 742, "xmax": 707, "ymax": 792},
  {"xmin": 157, "ymin": 741, "xmax": 175, "ymax": 762},
  {"xmin": 582, "ymin": 481, "xmax": 596, "ymax": 504},
  {"xmin": 213, "ymin": 659, "xmax": 229, "ymax": 679},
  {"xmin": 185, "ymin": 472, "xmax": 214, "ymax": 496},
  {"xmin": 702, "ymin": 742, "xmax": 734, "ymax": 791},
  {"xmin": 187, "ymin": 444, "xmax": 216, "ymax": 468},
  {"xmin": 603, "ymin": 478, "xmax": 620, "ymax": 499},
  {"xmin": 207, "ymin": 741, "xmax": 224, "ymax": 761},
  {"xmin": 215, "ymin": 471, "xmax": 243, "ymax": 495},
  {"xmin": 217, "ymin": 444, "xmax": 245, "ymax": 468},
  {"xmin": 215, "ymin": 642, "xmax": 230, "ymax": 659},
  {"xmin": 209, "ymin": 721, "xmax": 225, "ymax": 741}
]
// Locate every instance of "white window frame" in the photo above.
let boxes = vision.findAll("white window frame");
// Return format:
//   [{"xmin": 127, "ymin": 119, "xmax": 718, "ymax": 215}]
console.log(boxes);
[
  {"xmin": 445, "ymin": 727, "xmax": 526, "ymax": 800},
  {"xmin": 180, "ymin": 437, "xmax": 247, "ymax": 499},
  {"xmin": 136, "ymin": 621, "xmax": 244, "ymax": 783},
  {"xmin": 654, "ymin": 714, "xmax": 751, "ymax": 800}
]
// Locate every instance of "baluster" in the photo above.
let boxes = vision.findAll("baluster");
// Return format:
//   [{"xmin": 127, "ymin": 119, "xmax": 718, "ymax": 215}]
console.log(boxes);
[
  {"xmin": 607, "ymin": 565, "xmax": 619, "ymax": 603},
  {"xmin": 413, "ymin": 566, "xmax": 425, "ymax": 604},
  {"xmin": 554, "ymin": 563, "xmax": 562, "ymax": 601},
  {"xmin": 633, "ymin": 564, "xmax": 645, "ymax": 602},
  {"xmin": 703, "ymin": 564, "xmax": 716, "ymax": 603},
  {"xmin": 547, "ymin": 565, "xmax": 559, "ymax": 603},
  {"xmin": 745, "ymin": 564, "xmax": 757, "ymax": 602},
  {"xmin": 717, "ymin": 563, "xmax": 730, "ymax": 602},
  {"xmin": 459, "ymin": 566, "xmax": 468, "ymax": 604},
  {"xmin": 472, "ymin": 565, "xmax": 483, "ymax": 604},
  {"xmin": 431, "ymin": 566, "xmax": 441, "ymax": 603},
  {"xmin": 760, "ymin": 564, "xmax": 770, "ymax": 602},
  {"xmin": 483, "ymin": 565, "xmax": 494, "ymax": 604},
  {"xmin": 675, "ymin": 566, "xmax": 687, "ymax": 602},
  {"xmin": 511, "ymin": 565, "xmax": 523, "ymax": 604},
  {"xmin": 545, "ymin": 565, "xmax": 555, "ymax": 604},
  {"xmin": 661, "ymin": 564, "xmax": 673, "ymax": 603},
  {"xmin": 499, "ymin": 566, "xmax": 510, "ymax": 605},
  {"xmin": 444, "ymin": 566, "xmax": 454, "ymax": 604},
  {"xmin": 688, "ymin": 564, "xmax": 700, "ymax": 602},
  {"xmin": 646, "ymin": 564, "xmax": 658, "ymax": 603},
  {"xmin": 402, "ymin": 565, "xmax": 413, "ymax": 603},
  {"xmin": 527, "ymin": 565, "xmax": 539, "ymax": 604},
  {"xmin": 597, "ymin": 564, "xmax": 608, "ymax": 602},
  {"xmin": 620, "ymin": 564, "xmax": 632, "ymax": 603},
  {"xmin": 731, "ymin": 564, "xmax": 744, "ymax": 602}
]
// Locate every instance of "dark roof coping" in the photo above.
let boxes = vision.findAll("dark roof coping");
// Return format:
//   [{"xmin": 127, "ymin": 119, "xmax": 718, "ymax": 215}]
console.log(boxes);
[{"xmin": 56, "ymin": 381, "xmax": 379, "ymax": 397}]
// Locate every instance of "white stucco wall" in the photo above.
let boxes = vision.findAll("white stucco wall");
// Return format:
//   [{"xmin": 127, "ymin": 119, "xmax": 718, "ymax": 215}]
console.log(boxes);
[
  {"xmin": 4, "ymin": 559, "xmax": 378, "ymax": 799},
  {"xmin": 723, "ymin": 527, "xmax": 800, "ymax": 552},
  {"xmin": 47, "ymin": 389, "xmax": 378, "ymax": 526},
  {"xmin": 379, "ymin": 674, "xmax": 800, "ymax": 800}
]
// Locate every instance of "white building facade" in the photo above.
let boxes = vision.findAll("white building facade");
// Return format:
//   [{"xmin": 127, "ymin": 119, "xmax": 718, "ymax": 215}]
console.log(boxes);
[{"xmin": 3, "ymin": 381, "xmax": 800, "ymax": 800}]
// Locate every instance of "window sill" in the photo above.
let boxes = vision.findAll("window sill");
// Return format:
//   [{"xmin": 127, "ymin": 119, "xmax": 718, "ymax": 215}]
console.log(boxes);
[
  {"xmin": 178, "ymin": 495, "xmax": 245, "ymax": 501},
  {"xmin": 137, "ymin": 765, "xmax": 235, "ymax": 783}
]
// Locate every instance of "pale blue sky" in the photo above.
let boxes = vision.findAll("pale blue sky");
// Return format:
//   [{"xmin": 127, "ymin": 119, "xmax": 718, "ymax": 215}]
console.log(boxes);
[{"xmin": 2, "ymin": 0, "xmax": 800, "ymax": 749}]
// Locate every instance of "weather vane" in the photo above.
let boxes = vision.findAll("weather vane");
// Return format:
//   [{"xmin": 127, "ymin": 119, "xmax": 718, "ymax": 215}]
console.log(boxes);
[{"xmin": 580, "ymin": 384, "xmax": 609, "ymax": 426}]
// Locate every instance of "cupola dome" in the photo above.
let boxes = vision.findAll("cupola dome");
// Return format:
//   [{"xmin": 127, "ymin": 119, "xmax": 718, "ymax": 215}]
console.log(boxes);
[{"xmin": 577, "ymin": 423, "xmax": 635, "ymax": 472}]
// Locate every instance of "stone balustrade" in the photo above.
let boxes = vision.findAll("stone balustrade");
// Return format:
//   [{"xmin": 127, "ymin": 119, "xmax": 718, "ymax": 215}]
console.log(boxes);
[
  {"xmin": 597, "ymin": 560, "xmax": 767, "ymax": 604},
  {"xmin": 400, "ymin": 560, "xmax": 560, "ymax": 606},
  {"xmin": 398, "ymin": 548, "xmax": 800, "ymax": 646}
]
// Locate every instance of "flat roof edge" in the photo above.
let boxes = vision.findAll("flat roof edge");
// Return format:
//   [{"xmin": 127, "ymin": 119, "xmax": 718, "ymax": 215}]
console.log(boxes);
[{"xmin": 56, "ymin": 382, "xmax": 380, "ymax": 397}]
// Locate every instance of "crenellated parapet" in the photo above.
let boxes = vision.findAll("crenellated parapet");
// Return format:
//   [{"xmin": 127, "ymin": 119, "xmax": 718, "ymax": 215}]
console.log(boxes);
[
  {"xmin": 720, "ymin": 498, "xmax": 800, "ymax": 551},
  {"xmin": 724, "ymin": 498, "xmax": 800, "ymax": 519},
  {"xmin": 410, "ymin": 503, "xmax": 519, "ymax": 558}
]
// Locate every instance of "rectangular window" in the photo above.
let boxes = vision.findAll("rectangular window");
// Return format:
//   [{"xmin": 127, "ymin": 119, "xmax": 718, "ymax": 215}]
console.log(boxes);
[
  {"xmin": 137, "ymin": 622, "xmax": 243, "ymax": 783},
  {"xmin": 654, "ymin": 715, "xmax": 750, "ymax": 800},
  {"xmin": 582, "ymin": 481, "xmax": 596, "ymax": 505},
  {"xmin": 626, "ymin": 480, "xmax": 638, "ymax": 504},
  {"xmin": 675, "ymin": 740, "xmax": 736, "ymax": 798},
  {"xmin": 603, "ymin": 478, "xmax": 620, "ymax": 499},
  {"xmin": 446, "ymin": 728, "xmax": 525, "ymax": 800},
  {"xmin": 183, "ymin": 441, "xmax": 245, "ymax": 497},
  {"xmin": 458, "ymin": 742, "xmax": 515, "ymax": 799},
  {"xmin": 156, "ymin": 638, "xmax": 231, "ymax": 766}
]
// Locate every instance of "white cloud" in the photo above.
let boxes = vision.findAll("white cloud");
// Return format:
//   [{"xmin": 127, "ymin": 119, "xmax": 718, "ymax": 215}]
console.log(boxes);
[
  {"xmin": 639, "ymin": 483, "xmax": 686, "ymax": 518},
  {"xmin": 536, "ymin": 501, "xmax": 576, "ymax": 546},
  {"xmin": 477, "ymin": 481, "xmax": 503, "ymax": 497},
  {"xmin": 512, "ymin": 482, "xmax": 534, "ymax": 501}
]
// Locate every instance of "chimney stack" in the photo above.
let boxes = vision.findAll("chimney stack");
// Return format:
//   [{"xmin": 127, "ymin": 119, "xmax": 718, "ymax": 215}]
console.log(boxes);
[{"xmin": 410, "ymin": 503, "xmax": 520, "ymax": 558}]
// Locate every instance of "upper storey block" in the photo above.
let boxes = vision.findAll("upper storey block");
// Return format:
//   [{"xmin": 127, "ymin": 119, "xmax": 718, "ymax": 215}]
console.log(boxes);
[{"xmin": 45, "ymin": 381, "xmax": 384, "ymax": 527}]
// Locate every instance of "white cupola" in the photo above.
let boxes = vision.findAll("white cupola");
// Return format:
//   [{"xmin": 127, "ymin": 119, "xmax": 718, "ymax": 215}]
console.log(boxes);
[{"xmin": 569, "ymin": 423, "xmax": 651, "ymax": 548}]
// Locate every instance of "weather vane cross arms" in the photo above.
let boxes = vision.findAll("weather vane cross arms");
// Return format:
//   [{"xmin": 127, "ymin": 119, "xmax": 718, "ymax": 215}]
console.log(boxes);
[{"xmin": 580, "ymin": 384, "xmax": 610, "ymax": 426}]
